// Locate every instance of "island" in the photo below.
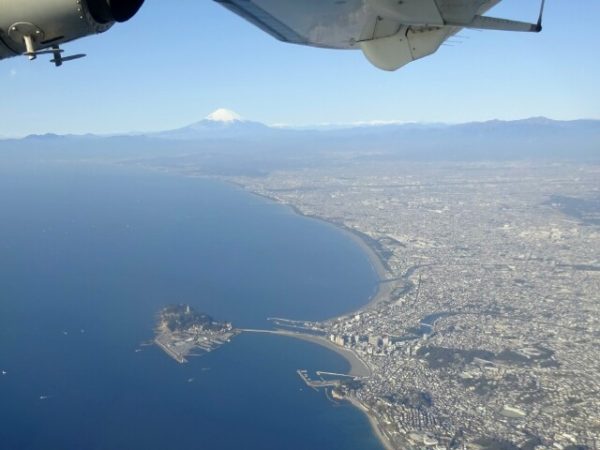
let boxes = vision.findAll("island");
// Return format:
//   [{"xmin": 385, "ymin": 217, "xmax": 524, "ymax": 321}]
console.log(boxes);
[{"xmin": 154, "ymin": 304, "xmax": 238, "ymax": 363}]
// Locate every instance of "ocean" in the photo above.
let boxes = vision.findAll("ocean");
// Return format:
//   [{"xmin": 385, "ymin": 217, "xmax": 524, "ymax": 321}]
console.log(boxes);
[{"xmin": 0, "ymin": 161, "xmax": 383, "ymax": 450}]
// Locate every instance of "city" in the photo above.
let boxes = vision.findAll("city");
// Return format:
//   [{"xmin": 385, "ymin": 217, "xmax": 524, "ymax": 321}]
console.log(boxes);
[{"xmin": 225, "ymin": 161, "xmax": 600, "ymax": 450}]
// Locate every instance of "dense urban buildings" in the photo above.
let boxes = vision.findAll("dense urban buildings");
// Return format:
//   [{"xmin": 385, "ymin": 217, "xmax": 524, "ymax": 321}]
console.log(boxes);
[{"xmin": 227, "ymin": 161, "xmax": 600, "ymax": 450}]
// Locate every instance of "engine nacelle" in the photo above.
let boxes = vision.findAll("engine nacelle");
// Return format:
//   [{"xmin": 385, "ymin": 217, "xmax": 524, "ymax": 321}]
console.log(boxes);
[{"xmin": 0, "ymin": 0, "xmax": 144, "ymax": 62}]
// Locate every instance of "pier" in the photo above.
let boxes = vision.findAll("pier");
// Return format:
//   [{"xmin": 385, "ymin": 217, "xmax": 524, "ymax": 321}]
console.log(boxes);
[
  {"xmin": 296, "ymin": 370, "xmax": 343, "ymax": 389},
  {"xmin": 154, "ymin": 336, "xmax": 187, "ymax": 364}
]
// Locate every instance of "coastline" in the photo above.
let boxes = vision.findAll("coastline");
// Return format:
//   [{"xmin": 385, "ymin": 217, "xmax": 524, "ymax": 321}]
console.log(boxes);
[
  {"xmin": 288, "ymin": 333, "xmax": 370, "ymax": 378},
  {"xmin": 313, "ymin": 216, "xmax": 393, "ymax": 312},
  {"xmin": 225, "ymin": 183, "xmax": 399, "ymax": 450},
  {"xmin": 241, "ymin": 328, "xmax": 395, "ymax": 450},
  {"xmin": 339, "ymin": 227, "xmax": 395, "ymax": 313},
  {"xmin": 346, "ymin": 395, "xmax": 396, "ymax": 450},
  {"xmin": 284, "ymin": 202, "xmax": 390, "ymax": 286},
  {"xmin": 242, "ymin": 329, "xmax": 371, "ymax": 378},
  {"xmin": 230, "ymin": 184, "xmax": 393, "ymax": 313},
  {"xmin": 162, "ymin": 176, "xmax": 397, "ymax": 450}
]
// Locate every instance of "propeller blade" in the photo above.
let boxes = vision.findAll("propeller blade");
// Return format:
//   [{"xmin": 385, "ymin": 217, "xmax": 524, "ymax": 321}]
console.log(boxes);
[{"xmin": 61, "ymin": 54, "xmax": 86, "ymax": 62}]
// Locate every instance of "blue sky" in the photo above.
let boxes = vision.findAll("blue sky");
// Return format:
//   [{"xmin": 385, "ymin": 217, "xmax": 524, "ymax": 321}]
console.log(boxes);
[{"xmin": 1, "ymin": 0, "xmax": 599, "ymax": 136}]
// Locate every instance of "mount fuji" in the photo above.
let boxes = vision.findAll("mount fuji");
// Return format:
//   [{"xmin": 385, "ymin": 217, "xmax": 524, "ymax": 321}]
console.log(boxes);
[{"xmin": 153, "ymin": 109, "xmax": 277, "ymax": 140}]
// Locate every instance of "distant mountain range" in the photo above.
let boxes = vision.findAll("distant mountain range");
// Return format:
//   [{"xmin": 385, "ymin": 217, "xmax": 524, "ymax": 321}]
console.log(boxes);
[
  {"xmin": 13, "ymin": 110, "xmax": 600, "ymax": 144},
  {"xmin": 1, "ymin": 110, "xmax": 599, "ymax": 170},
  {"xmin": 144, "ymin": 113, "xmax": 600, "ymax": 152}
]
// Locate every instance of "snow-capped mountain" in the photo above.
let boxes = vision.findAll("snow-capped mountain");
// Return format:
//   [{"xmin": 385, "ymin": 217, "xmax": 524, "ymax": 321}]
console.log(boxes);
[
  {"xmin": 153, "ymin": 109, "xmax": 275, "ymax": 140},
  {"xmin": 205, "ymin": 108, "xmax": 243, "ymax": 123}
]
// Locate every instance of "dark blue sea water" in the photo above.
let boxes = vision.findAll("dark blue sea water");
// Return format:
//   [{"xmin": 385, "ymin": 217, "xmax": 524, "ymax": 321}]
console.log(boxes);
[{"xmin": 0, "ymin": 162, "xmax": 383, "ymax": 450}]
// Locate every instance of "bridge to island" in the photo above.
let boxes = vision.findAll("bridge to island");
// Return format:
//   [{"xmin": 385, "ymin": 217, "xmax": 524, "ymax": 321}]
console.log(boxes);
[{"xmin": 151, "ymin": 304, "xmax": 371, "ymax": 379}]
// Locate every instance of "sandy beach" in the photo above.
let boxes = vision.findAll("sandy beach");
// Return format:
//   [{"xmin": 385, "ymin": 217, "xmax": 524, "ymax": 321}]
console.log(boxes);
[
  {"xmin": 241, "ymin": 328, "xmax": 371, "ymax": 378},
  {"xmin": 277, "ymin": 332, "xmax": 371, "ymax": 378},
  {"xmin": 346, "ymin": 395, "xmax": 396, "ymax": 450}
]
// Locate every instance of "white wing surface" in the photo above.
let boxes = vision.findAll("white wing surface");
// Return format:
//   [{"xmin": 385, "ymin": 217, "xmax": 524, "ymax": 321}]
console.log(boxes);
[{"xmin": 215, "ymin": 0, "xmax": 543, "ymax": 71}]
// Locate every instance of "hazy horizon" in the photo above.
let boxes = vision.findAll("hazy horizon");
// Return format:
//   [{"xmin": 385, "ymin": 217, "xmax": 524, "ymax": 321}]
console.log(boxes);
[
  {"xmin": 2, "ymin": 2, "xmax": 599, "ymax": 136},
  {"xmin": 1, "ymin": 111, "xmax": 599, "ymax": 140}
]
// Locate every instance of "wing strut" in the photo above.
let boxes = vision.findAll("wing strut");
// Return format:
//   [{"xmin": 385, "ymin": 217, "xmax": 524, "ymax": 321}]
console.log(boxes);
[
  {"xmin": 446, "ymin": 0, "xmax": 547, "ymax": 33},
  {"xmin": 536, "ymin": 0, "xmax": 546, "ymax": 32}
]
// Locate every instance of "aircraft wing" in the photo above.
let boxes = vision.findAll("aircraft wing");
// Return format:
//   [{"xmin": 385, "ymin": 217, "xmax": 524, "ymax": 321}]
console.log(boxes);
[{"xmin": 215, "ymin": 0, "xmax": 542, "ymax": 71}]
